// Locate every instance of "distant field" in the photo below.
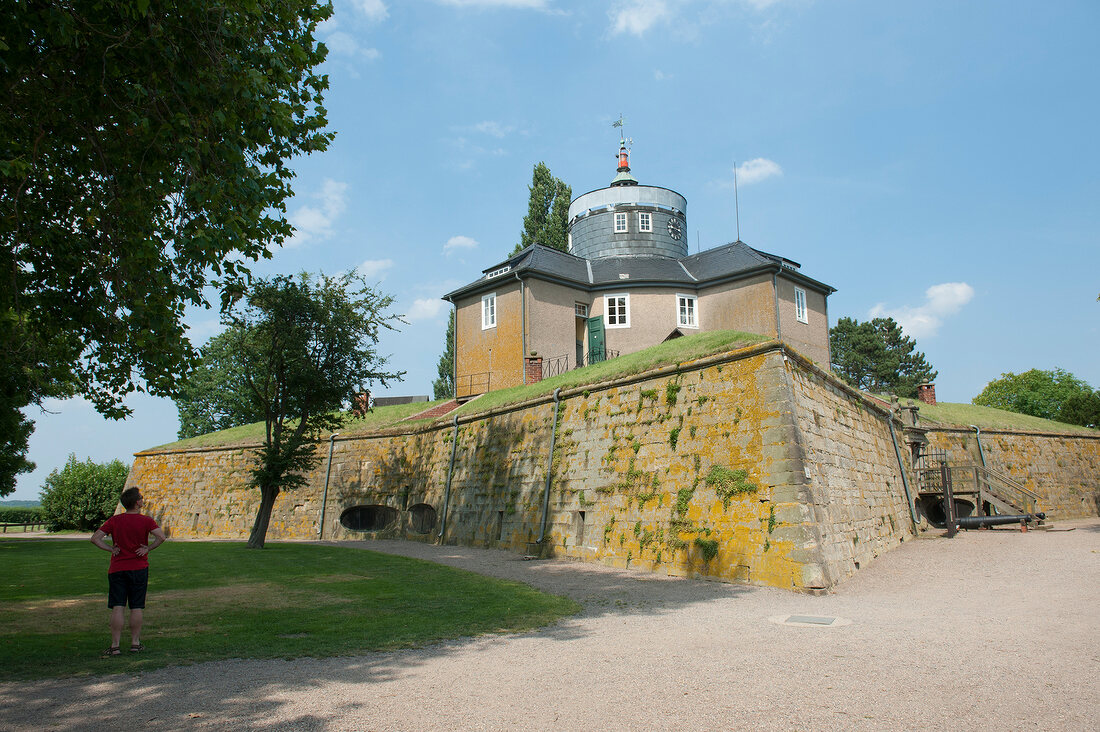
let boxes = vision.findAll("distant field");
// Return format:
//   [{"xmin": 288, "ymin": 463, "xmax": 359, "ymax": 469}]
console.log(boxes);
[{"xmin": 0, "ymin": 540, "xmax": 579, "ymax": 681}]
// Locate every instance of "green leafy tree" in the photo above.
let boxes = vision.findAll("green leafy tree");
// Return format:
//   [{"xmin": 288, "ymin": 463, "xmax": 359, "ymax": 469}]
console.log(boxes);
[
  {"xmin": 0, "ymin": 1, "xmax": 334, "ymax": 494},
  {"xmin": 174, "ymin": 327, "xmax": 265, "ymax": 439},
  {"xmin": 513, "ymin": 162, "xmax": 572, "ymax": 254},
  {"xmin": 39, "ymin": 455, "xmax": 129, "ymax": 531},
  {"xmin": 1058, "ymin": 391, "xmax": 1100, "ymax": 428},
  {"xmin": 433, "ymin": 310, "xmax": 456, "ymax": 400},
  {"xmin": 973, "ymin": 368, "xmax": 1098, "ymax": 425},
  {"xmin": 228, "ymin": 273, "xmax": 404, "ymax": 548},
  {"xmin": 829, "ymin": 317, "xmax": 937, "ymax": 398}
]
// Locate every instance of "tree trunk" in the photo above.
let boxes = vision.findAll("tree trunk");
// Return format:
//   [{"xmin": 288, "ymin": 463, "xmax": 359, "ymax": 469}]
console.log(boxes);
[{"xmin": 247, "ymin": 486, "xmax": 280, "ymax": 548}]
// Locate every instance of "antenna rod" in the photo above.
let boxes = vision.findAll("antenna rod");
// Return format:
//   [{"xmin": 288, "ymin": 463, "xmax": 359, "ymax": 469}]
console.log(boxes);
[{"xmin": 733, "ymin": 160, "xmax": 741, "ymax": 242}]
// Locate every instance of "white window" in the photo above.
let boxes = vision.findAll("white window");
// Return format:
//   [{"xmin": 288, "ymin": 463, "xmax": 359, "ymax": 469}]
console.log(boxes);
[
  {"xmin": 638, "ymin": 212, "xmax": 652, "ymax": 232},
  {"xmin": 614, "ymin": 212, "xmax": 628, "ymax": 233},
  {"xmin": 794, "ymin": 287, "xmax": 808, "ymax": 324},
  {"xmin": 677, "ymin": 294, "xmax": 698, "ymax": 328},
  {"xmin": 485, "ymin": 265, "xmax": 510, "ymax": 279},
  {"xmin": 482, "ymin": 292, "xmax": 497, "ymax": 329},
  {"xmin": 574, "ymin": 303, "xmax": 588, "ymax": 318},
  {"xmin": 605, "ymin": 294, "xmax": 630, "ymax": 328}
]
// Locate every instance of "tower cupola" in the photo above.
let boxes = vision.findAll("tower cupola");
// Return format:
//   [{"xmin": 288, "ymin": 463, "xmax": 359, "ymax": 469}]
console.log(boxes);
[{"xmin": 566, "ymin": 124, "xmax": 688, "ymax": 260}]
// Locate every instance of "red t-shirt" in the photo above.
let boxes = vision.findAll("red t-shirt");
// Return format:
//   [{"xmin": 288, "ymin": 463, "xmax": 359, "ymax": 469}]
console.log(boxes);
[{"xmin": 99, "ymin": 513, "xmax": 160, "ymax": 573}]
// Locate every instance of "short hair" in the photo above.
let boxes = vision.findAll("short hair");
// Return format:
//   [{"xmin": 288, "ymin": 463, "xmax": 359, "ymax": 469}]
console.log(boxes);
[{"xmin": 120, "ymin": 487, "xmax": 143, "ymax": 510}]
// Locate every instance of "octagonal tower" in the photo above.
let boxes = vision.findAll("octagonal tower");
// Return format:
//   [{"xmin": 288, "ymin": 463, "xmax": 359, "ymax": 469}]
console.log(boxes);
[{"xmin": 567, "ymin": 139, "xmax": 688, "ymax": 260}]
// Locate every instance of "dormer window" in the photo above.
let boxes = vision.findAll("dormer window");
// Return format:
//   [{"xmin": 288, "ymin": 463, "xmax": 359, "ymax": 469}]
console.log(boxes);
[
  {"xmin": 614, "ymin": 212, "xmax": 628, "ymax": 233},
  {"xmin": 485, "ymin": 265, "xmax": 511, "ymax": 279},
  {"xmin": 638, "ymin": 212, "xmax": 652, "ymax": 232}
]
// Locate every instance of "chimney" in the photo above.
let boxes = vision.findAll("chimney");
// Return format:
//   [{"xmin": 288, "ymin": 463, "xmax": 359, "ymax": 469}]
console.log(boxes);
[{"xmin": 917, "ymin": 383, "xmax": 936, "ymax": 406}]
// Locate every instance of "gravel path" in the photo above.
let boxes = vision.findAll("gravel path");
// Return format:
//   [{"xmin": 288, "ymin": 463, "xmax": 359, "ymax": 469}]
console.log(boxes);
[{"xmin": 3, "ymin": 520, "xmax": 1098, "ymax": 731}]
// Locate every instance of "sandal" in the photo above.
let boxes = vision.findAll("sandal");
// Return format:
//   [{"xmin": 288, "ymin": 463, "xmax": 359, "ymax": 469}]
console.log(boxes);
[
  {"xmin": 102, "ymin": 647, "xmax": 121, "ymax": 657},
  {"xmin": 129, "ymin": 643, "xmax": 145, "ymax": 653}
]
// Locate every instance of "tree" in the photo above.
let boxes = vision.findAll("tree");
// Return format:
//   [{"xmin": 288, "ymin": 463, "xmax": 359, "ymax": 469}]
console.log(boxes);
[
  {"xmin": 1058, "ymin": 391, "xmax": 1100, "ymax": 428},
  {"xmin": 433, "ymin": 310, "xmax": 456, "ymax": 400},
  {"xmin": 973, "ymin": 368, "xmax": 1098, "ymax": 425},
  {"xmin": 40, "ymin": 455, "xmax": 129, "ymax": 531},
  {"xmin": 173, "ymin": 327, "xmax": 265, "ymax": 439},
  {"xmin": 829, "ymin": 317, "xmax": 937, "ymax": 398},
  {"xmin": 0, "ymin": 1, "xmax": 334, "ymax": 494},
  {"xmin": 513, "ymin": 162, "xmax": 572, "ymax": 254},
  {"xmin": 228, "ymin": 273, "xmax": 404, "ymax": 548}
]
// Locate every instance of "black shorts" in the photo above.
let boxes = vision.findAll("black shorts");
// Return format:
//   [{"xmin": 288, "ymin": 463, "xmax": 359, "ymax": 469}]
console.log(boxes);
[{"xmin": 107, "ymin": 568, "xmax": 149, "ymax": 609}]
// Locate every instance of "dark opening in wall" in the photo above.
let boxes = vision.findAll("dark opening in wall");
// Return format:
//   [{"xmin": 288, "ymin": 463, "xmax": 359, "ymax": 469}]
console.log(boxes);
[
  {"xmin": 340, "ymin": 505, "xmax": 398, "ymax": 532},
  {"xmin": 918, "ymin": 496, "xmax": 975, "ymax": 528},
  {"xmin": 408, "ymin": 503, "xmax": 437, "ymax": 535},
  {"xmin": 496, "ymin": 510, "xmax": 504, "ymax": 541},
  {"xmin": 576, "ymin": 510, "xmax": 586, "ymax": 546}
]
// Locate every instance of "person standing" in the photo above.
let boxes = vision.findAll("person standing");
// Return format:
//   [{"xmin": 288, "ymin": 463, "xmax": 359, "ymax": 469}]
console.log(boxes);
[{"xmin": 90, "ymin": 487, "xmax": 167, "ymax": 656}]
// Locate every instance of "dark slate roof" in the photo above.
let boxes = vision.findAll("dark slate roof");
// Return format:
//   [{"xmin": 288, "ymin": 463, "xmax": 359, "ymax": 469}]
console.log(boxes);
[
  {"xmin": 590, "ymin": 256, "xmax": 694, "ymax": 285},
  {"xmin": 443, "ymin": 241, "xmax": 834, "ymax": 301}
]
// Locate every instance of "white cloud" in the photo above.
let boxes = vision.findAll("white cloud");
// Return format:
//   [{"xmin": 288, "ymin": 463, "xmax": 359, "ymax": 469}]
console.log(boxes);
[
  {"xmin": 323, "ymin": 31, "xmax": 381, "ymax": 59},
  {"xmin": 610, "ymin": 0, "xmax": 671, "ymax": 36},
  {"xmin": 654, "ymin": 69, "xmax": 672, "ymax": 81},
  {"xmin": 870, "ymin": 282, "xmax": 975, "ymax": 339},
  {"xmin": 287, "ymin": 179, "xmax": 348, "ymax": 247},
  {"xmin": 436, "ymin": 0, "xmax": 548, "ymax": 8},
  {"xmin": 473, "ymin": 121, "xmax": 513, "ymax": 138},
  {"xmin": 407, "ymin": 298, "xmax": 446, "ymax": 321},
  {"xmin": 351, "ymin": 0, "xmax": 389, "ymax": 21},
  {"xmin": 444, "ymin": 235, "xmax": 479, "ymax": 255},
  {"xmin": 735, "ymin": 158, "xmax": 783, "ymax": 185},
  {"xmin": 358, "ymin": 258, "xmax": 395, "ymax": 279}
]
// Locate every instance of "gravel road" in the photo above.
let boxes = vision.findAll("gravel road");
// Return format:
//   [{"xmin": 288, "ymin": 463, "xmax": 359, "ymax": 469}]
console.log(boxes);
[{"xmin": 3, "ymin": 520, "xmax": 1098, "ymax": 731}]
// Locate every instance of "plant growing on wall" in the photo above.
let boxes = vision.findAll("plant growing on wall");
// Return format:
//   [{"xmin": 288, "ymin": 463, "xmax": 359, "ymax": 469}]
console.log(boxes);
[{"xmin": 229, "ymin": 272, "xmax": 403, "ymax": 548}]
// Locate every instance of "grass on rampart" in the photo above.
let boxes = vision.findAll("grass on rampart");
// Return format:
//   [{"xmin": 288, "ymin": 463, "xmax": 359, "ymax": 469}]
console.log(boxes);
[
  {"xmin": 155, "ymin": 399, "xmax": 447, "ymax": 450},
  {"xmin": 0, "ymin": 540, "xmax": 579, "ymax": 681},
  {"xmin": 455, "ymin": 329, "xmax": 769, "ymax": 416},
  {"xmin": 909, "ymin": 400, "xmax": 1099, "ymax": 435},
  {"xmin": 150, "ymin": 330, "xmax": 768, "ymax": 451}
]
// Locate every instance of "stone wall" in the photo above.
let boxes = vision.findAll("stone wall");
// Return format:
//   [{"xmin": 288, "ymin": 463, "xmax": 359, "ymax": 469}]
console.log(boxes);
[
  {"xmin": 129, "ymin": 343, "xmax": 919, "ymax": 591},
  {"xmin": 923, "ymin": 428, "xmax": 1100, "ymax": 518}
]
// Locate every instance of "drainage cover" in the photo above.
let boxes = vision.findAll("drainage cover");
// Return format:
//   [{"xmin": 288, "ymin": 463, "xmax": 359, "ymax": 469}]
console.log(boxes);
[
  {"xmin": 769, "ymin": 614, "xmax": 852, "ymax": 628},
  {"xmin": 788, "ymin": 615, "xmax": 834, "ymax": 625}
]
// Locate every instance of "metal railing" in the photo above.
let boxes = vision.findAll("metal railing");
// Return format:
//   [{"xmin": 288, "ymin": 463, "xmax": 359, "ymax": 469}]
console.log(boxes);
[
  {"xmin": 581, "ymin": 348, "xmax": 619, "ymax": 367},
  {"xmin": 455, "ymin": 372, "xmax": 491, "ymax": 400},
  {"xmin": 542, "ymin": 354, "xmax": 570, "ymax": 380}
]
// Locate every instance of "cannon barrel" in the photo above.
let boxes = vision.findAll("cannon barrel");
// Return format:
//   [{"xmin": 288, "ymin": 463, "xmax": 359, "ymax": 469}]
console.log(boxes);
[{"xmin": 956, "ymin": 512, "xmax": 1045, "ymax": 530}]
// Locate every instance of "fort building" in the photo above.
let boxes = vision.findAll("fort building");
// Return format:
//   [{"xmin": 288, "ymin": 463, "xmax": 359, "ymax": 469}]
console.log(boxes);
[{"xmin": 444, "ymin": 139, "xmax": 836, "ymax": 400}]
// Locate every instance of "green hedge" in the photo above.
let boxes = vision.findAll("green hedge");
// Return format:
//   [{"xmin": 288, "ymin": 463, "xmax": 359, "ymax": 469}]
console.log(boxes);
[{"xmin": 0, "ymin": 507, "xmax": 45, "ymax": 524}]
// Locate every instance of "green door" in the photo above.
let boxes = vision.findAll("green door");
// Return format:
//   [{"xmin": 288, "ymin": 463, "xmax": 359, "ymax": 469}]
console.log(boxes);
[{"xmin": 586, "ymin": 315, "xmax": 605, "ymax": 365}]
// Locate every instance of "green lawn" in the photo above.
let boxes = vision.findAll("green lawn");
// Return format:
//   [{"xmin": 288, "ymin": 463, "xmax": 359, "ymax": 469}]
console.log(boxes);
[{"xmin": 0, "ymin": 540, "xmax": 579, "ymax": 681}]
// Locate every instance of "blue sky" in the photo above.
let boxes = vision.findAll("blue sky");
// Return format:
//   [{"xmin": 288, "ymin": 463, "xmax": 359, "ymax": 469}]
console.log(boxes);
[{"xmin": 11, "ymin": 0, "xmax": 1099, "ymax": 500}]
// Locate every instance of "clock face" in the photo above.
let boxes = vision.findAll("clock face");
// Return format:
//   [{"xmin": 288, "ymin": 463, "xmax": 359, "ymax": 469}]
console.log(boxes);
[{"xmin": 667, "ymin": 217, "xmax": 683, "ymax": 240}]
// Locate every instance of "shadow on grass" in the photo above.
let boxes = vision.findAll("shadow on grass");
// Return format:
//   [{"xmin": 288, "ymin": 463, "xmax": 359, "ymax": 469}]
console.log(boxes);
[{"xmin": 0, "ymin": 537, "xmax": 757, "ymax": 730}]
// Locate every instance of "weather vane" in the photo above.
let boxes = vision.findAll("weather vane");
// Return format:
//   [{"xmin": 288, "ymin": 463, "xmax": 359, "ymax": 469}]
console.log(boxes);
[{"xmin": 612, "ymin": 114, "xmax": 632, "ymax": 150}]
